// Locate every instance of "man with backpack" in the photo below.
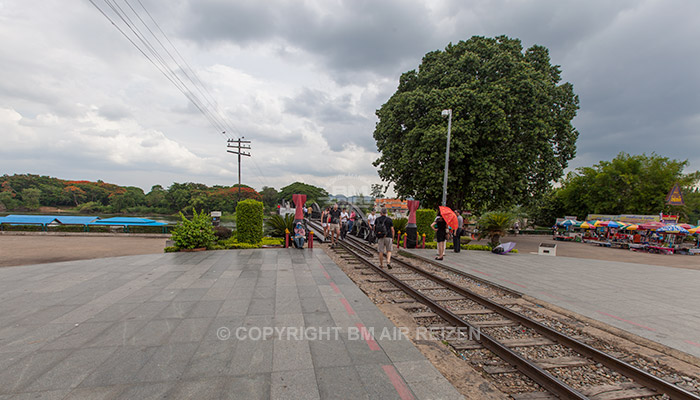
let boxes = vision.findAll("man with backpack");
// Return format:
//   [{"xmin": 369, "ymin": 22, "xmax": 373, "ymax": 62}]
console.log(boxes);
[
  {"xmin": 329, "ymin": 204, "xmax": 342, "ymax": 247},
  {"xmin": 374, "ymin": 208, "xmax": 394, "ymax": 269}
]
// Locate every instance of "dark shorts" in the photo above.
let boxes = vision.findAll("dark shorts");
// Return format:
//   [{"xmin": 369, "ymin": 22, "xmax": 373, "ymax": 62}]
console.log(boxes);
[{"xmin": 436, "ymin": 230, "xmax": 446, "ymax": 243}]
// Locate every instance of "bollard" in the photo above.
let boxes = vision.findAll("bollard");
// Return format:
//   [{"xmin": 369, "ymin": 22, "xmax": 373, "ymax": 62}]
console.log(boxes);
[
  {"xmin": 308, "ymin": 231, "xmax": 314, "ymax": 249},
  {"xmin": 422, "ymin": 233, "xmax": 426, "ymax": 249},
  {"xmin": 285, "ymin": 229, "xmax": 290, "ymax": 248},
  {"xmin": 403, "ymin": 233, "xmax": 407, "ymax": 249},
  {"xmin": 397, "ymin": 230, "xmax": 401, "ymax": 243}
]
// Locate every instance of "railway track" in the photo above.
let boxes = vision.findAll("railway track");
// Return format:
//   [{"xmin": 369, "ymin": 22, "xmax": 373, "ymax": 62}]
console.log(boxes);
[{"xmin": 307, "ymin": 219, "xmax": 700, "ymax": 400}]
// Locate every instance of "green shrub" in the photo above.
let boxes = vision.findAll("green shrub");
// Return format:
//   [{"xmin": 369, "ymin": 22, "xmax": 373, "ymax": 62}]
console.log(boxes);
[
  {"xmin": 170, "ymin": 208, "xmax": 216, "ymax": 249},
  {"xmin": 416, "ymin": 209, "xmax": 437, "ymax": 242},
  {"xmin": 130, "ymin": 225, "xmax": 169, "ymax": 234},
  {"xmin": 236, "ymin": 199, "xmax": 264, "ymax": 244},
  {"xmin": 164, "ymin": 246, "xmax": 179, "ymax": 253},
  {"xmin": 213, "ymin": 226, "xmax": 233, "ymax": 240},
  {"xmin": 261, "ymin": 237, "xmax": 284, "ymax": 246},
  {"xmin": 47, "ymin": 225, "xmax": 86, "ymax": 232},
  {"xmin": 392, "ymin": 217, "xmax": 408, "ymax": 235},
  {"xmin": 265, "ymin": 213, "xmax": 294, "ymax": 237},
  {"xmin": 0, "ymin": 224, "xmax": 43, "ymax": 231},
  {"xmin": 477, "ymin": 211, "xmax": 515, "ymax": 246}
]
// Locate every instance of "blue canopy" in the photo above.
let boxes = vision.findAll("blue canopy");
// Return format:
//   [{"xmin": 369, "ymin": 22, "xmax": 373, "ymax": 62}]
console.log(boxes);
[
  {"xmin": 54, "ymin": 216, "xmax": 99, "ymax": 225},
  {"xmin": 0, "ymin": 215, "xmax": 59, "ymax": 226},
  {"xmin": 88, "ymin": 217, "xmax": 165, "ymax": 226}
]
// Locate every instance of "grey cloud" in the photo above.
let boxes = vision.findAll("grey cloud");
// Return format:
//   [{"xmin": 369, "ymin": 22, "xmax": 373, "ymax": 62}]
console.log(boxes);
[
  {"xmin": 180, "ymin": 0, "xmax": 436, "ymax": 76},
  {"xmin": 98, "ymin": 104, "xmax": 131, "ymax": 121},
  {"xmin": 283, "ymin": 88, "xmax": 375, "ymax": 151}
]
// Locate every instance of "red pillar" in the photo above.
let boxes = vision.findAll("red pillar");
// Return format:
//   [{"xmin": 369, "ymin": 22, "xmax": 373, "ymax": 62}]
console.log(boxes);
[
  {"xmin": 285, "ymin": 229, "xmax": 290, "ymax": 248},
  {"xmin": 308, "ymin": 230, "xmax": 314, "ymax": 249}
]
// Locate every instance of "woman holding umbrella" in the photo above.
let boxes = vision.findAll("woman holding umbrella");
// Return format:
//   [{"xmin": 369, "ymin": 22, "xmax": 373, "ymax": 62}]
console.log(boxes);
[{"xmin": 431, "ymin": 210, "xmax": 448, "ymax": 260}]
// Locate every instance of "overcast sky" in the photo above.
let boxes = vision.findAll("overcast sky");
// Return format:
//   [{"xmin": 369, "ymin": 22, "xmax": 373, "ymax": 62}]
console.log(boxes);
[{"xmin": 1, "ymin": 0, "xmax": 699, "ymax": 196}]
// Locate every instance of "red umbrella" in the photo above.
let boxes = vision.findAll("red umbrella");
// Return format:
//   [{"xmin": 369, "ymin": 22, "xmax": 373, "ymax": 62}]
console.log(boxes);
[
  {"xmin": 438, "ymin": 206, "xmax": 459, "ymax": 230},
  {"xmin": 639, "ymin": 221, "xmax": 664, "ymax": 230}
]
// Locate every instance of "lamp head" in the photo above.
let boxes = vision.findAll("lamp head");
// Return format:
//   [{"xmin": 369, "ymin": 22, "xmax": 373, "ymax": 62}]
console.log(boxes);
[{"xmin": 441, "ymin": 109, "xmax": 451, "ymax": 118}]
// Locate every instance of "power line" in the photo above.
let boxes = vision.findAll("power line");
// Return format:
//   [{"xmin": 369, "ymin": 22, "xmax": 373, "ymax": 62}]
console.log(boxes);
[{"xmin": 87, "ymin": 0, "xmax": 240, "ymax": 138}]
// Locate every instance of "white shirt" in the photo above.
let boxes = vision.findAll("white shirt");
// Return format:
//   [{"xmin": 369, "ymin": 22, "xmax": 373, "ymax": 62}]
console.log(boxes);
[
  {"xmin": 340, "ymin": 212, "xmax": 349, "ymax": 223},
  {"xmin": 367, "ymin": 214, "xmax": 377, "ymax": 225}
]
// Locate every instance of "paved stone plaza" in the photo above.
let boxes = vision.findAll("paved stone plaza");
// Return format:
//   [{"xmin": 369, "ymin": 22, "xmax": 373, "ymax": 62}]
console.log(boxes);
[
  {"xmin": 406, "ymin": 249, "xmax": 700, "ymax": 359},
  {"xmin": 0, "ymin": 249, "xmax": 463, "ymax": 399}
]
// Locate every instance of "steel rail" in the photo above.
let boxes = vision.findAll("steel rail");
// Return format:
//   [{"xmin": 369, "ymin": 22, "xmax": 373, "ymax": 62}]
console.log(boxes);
[
  {"xmin": 343, "ymin": 237, "xmax": 700, "ymax": 400},
  {"xmin": 336, "ymin": 241, "xmax": 589, "ymax": 400}
]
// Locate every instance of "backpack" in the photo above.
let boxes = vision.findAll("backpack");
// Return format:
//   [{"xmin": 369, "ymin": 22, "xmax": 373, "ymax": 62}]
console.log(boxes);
[{"xmin": 375, "ymin": 216, "xmax": 388, "ymax": 238}]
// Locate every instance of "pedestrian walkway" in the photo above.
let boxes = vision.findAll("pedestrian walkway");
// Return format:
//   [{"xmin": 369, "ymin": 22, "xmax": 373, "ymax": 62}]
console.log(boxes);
[
  {"xmin": 405, "ymin": 249, "xmax": 700, "ymax": 359},
  {"xmin": 0, "ymin": 249, "xmax": 463, "ymax": 399}
]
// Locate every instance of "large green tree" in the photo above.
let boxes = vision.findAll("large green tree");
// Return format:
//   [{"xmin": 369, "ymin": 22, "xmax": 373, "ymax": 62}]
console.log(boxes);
[
  {"xmin": 277, "ymin": 182, "xmax": 329, "ymax": 205},
  {"xmin": 373, "ymin": 35, "xmax": 579, "ymax": 210}
]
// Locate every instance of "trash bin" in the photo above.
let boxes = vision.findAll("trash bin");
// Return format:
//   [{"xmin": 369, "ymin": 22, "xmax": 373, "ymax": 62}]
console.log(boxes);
[{"xmin": 538, "ymin": 243, "xmax": 557, "ymax": 256}]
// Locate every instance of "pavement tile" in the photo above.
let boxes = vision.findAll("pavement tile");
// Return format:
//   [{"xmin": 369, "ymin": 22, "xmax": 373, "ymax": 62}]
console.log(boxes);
[
  {"xmin": 127, "ymin": 319, "xmax": 180, "ymax": 347},
  {"xmin": 187, "ymin": 300, "xmax": 223, "ymax": 318},
  {"xmin": 355, "ymin": 364, "xmax": 404, "ymax": 400},
  {"xmin": 114, "ymin": 382, "xmax": 175, "ymax": 400},
  {"xmin": 168, "ymin": 377, "xmax": 227, "ymax": 399},
  {"xmin": 26, "ymin": 347, "xmax": 117, "ymax": 392},
  {"xmin": 218, "ymin": 298, "xmax": 252, "ymax": 317},
  {"xmin": 133, "ymin": 342, "xmax": 199, "ymax": 383},
  {"xmin": 228, "ymin": 337, "xmax": 274, "ymax": 375},
  {"xmin": 10, "ymin": 389, "xmax": 73, "ymax": 400},
  {"xmin": 308, "ymin": 337, "xmax": 353, "ymax": 368},
  {"xmin": 270, "ymin": 368, "xmax": 319, "ymax": 400},
  {"xmin": 0, "ymin": 349, "xmax": 71, "ymax": 395},
  {"xmin": 89, "ymin": 303, "xmax": 141, "ymax": 322},
  {"xmin": 155, "ymin": 301, "xmax": 197, "ymax": 319},
  {"xmin": 183, "ymin": 339, "xmax": 236, "ymax": 379},
  {"xmin": 247, "ymin": 298, "xmax": 275, "ymax": 316},
  {"xmin": 221, "ymin": 373, "xmax": 271, "ymax": 400},
  {"xmin": 168, "ymin": 318, "xmax": 213, "ymax": 343},
  {"xmin": 63, "ymin": 385, "xmax": 126, "ymax": 399},
  {"xmin": 41, "ymin": 322, "xmax": 115, "ymax": 350},
  {"xmin": 315, "ymin": 365, "xmax": 370, "ymax": 400},
  {"xmin": 272, "ymin": 339, "xmax": 313, "ymax": 372},
  {"xmin": 84, "ymin": 319, "xmax": 149, "ymax": 348},
  {"xmin": 121, "ymin": 301, "xmax": 170, "ymax": 320},
  {"xmin": 79, "ymin": 347, "xmax": 158, "ymax": 387}
]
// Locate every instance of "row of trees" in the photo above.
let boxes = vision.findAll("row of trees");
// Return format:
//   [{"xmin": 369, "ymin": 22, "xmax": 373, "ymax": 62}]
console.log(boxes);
[
  {"xmin": 526, "ymin": 153, "xmax": 700, "ymax": 226},
  {"xmin": 0, "ymin": 175, "xmax": 332, "ymax": 215}
]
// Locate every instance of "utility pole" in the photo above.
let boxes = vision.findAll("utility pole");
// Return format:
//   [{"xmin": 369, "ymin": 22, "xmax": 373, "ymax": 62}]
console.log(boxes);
[{"xmin": 226, "ymin": 136, "xmax": 251, "ymax": 203}]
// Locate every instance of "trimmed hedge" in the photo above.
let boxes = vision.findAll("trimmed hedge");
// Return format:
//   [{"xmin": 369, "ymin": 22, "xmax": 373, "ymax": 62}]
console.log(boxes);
[
  {"xmin": 416, "ymin": 209, "xmax": 436, "ymax": 242},
  {"xmin": 236, "ymin": 199, "xmax": 263, "ymax": 244}
]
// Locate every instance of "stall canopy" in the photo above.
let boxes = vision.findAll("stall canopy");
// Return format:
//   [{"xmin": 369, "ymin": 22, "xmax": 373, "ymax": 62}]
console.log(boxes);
[{"xmin": 87, "ymin": 217, "xmax": 165, "ymax": 227}]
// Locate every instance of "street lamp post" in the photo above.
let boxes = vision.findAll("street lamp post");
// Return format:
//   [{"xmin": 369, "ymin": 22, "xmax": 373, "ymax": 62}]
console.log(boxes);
[{"xmin": 441, "ymin": 109, "xmax": 452, "ymax": 207}]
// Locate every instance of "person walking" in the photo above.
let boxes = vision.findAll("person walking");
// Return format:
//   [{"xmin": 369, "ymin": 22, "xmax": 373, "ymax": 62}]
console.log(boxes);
[
  {"xmin": 453, "ymin": 209, "xmax": 463, "ymax": 253},
  {"xmin": 348, "ymin": 210, "xmax": 356, "ymax": 235},
  {"xmin": 513, "ymin": 221, "xmax": 520, "ymax": 236},
  {"xmin": 340, "ymin": 207, "xmax": 349, "ymax": 240},
  {"xmin": 367, "ymin": 210, "xmax": 377, "ymax": 230},
  {"xmin": 374, "ymin": 208, "xmax": 394, "ymax": 269},
  {"xmin": 431, "ymin": 210, "xmax": 447, "ymax": 260},
  {"xmin": 329, "ymin": 204, "xmax": 341, "ymax": 246},
  {"xmin": 321, "ymin": 208, "xmax": 330, "ymax": 241}
]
